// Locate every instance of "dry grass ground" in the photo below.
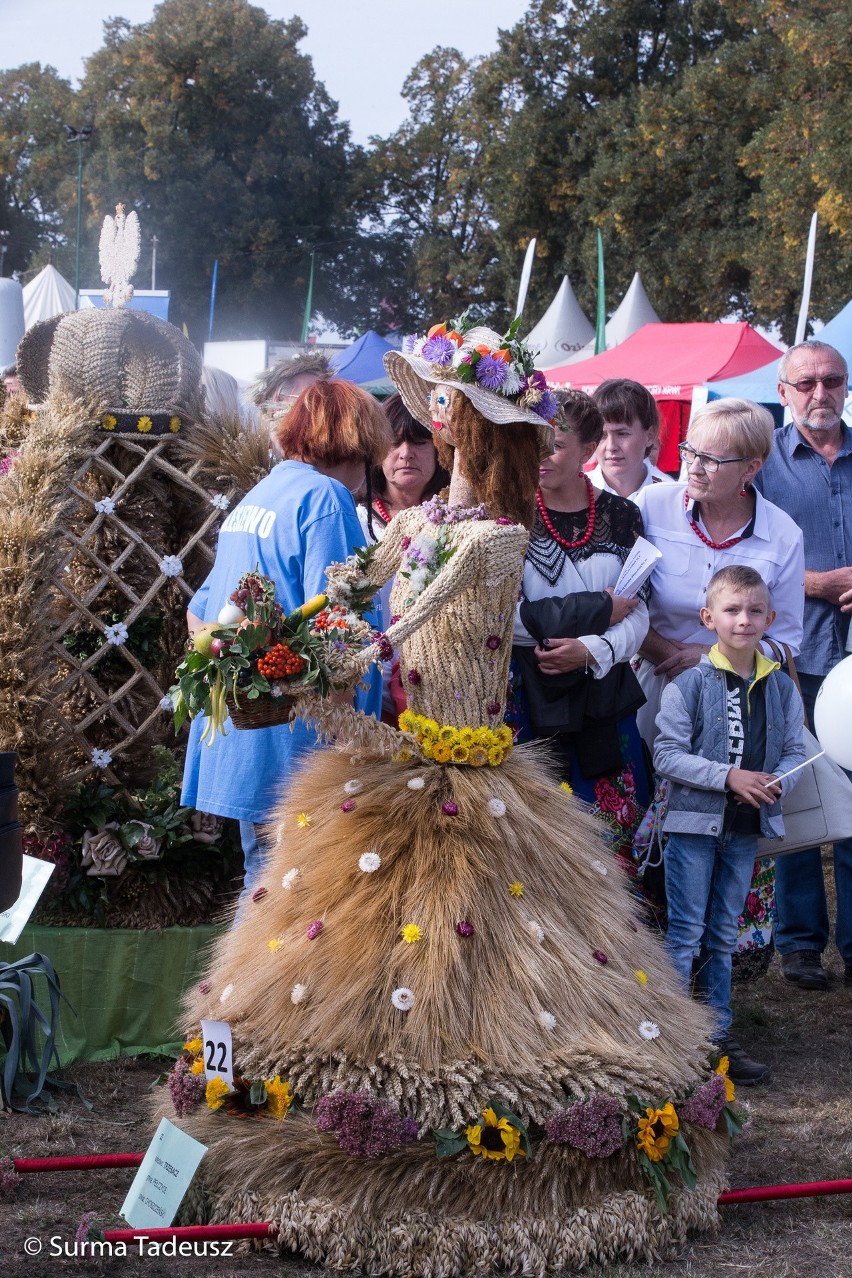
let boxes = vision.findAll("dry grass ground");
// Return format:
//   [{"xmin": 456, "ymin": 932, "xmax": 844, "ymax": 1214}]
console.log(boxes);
[{"xmin": 1, "ymin": 955, "xmax": 850, "ymax": 1278}]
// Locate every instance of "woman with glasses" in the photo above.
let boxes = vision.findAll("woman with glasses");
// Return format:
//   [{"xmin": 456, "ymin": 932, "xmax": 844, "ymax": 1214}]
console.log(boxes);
[{"xmin": 632, "ymin": 397, "xmax": 804, "ymax": 977}]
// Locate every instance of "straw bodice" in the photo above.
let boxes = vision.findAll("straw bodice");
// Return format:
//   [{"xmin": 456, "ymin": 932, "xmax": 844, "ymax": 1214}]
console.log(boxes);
[{"xmin": 336, "ymin": 505, "xmax": 529, "ymax": 731}]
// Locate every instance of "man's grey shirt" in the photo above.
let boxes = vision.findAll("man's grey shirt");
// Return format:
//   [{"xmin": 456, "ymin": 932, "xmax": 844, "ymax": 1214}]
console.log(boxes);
[{"xmin": 754, "ymin": 421, "xmax": 852, "ymax": 676}]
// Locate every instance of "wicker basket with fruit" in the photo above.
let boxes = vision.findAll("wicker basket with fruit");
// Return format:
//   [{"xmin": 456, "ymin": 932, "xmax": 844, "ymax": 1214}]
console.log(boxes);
[{"xmin": 170, "ymin": 569, "xmax": 374, "ymax": 740}]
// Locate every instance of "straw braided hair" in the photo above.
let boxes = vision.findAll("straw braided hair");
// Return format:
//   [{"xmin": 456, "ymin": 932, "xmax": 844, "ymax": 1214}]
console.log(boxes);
[{"xmin": 433, "ymin": 395, "xmax": 540, "ymax": 529}]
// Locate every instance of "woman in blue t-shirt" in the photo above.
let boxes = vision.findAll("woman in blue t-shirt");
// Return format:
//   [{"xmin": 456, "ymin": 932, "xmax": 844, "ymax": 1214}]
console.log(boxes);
[{"xmin": 181, "ymin": 380, "xmax": 391, "ymax": 900}]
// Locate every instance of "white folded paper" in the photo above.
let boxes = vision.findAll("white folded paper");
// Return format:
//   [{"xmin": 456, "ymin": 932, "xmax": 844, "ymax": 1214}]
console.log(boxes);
[
  {"xmin": 0, "ymin": 854, "xmax": 55, "ymax": 945},
  {"xmin": 613, "ymin": 536, "xmax": 662, "ymax": 599}
]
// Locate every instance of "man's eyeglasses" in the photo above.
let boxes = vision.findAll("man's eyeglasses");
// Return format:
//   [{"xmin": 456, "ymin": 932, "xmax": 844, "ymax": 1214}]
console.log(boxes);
[
  {"xmin": 779, "ymin": 374, "xmax": 847, "ymax": 394},
  {"xmin": 678, "ymin": 443, "xmax": 749, "ymax": 475}
]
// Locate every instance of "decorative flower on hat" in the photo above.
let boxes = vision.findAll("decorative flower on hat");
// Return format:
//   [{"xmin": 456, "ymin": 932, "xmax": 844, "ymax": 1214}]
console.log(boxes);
[
  {"xmin": 392, "ymin": 310, "xmax": 559, "ymax": 442},
  {"xmin": 464, "ymin": 1106, "xmax": 526, "ymax": 1162}
]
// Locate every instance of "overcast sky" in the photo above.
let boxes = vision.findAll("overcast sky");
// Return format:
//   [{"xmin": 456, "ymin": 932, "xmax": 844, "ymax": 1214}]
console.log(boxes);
[{"xmin": 2, "ymin": 0, "xmax": 531, "ymax": 143}]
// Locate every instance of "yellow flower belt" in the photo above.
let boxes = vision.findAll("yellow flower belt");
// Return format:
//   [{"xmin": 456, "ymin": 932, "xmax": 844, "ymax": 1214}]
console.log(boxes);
[{"xmin": 399, "ymin": 710, "xmax": 513, "ymax": 767}]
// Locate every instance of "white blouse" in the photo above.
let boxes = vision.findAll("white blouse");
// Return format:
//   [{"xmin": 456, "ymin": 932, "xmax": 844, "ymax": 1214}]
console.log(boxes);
[
  {"xmin": 513, "ymin": 547, "xmax": 649, "ymax": 678},
  {"xmin": 587, "ymin": 459, "xmax": 674, "ymax": 503},
  {"xmin": 633, "ymin": 481, "xmax": 804, "ymax": 655}
]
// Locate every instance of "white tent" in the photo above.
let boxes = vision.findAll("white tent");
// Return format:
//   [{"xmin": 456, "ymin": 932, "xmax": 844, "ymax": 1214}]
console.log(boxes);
[
  {"xmin": 22, "ymin": 264, "xmax": 76, "ymax": 329},
  {"xmin": 571, "ymin": 272, "xmax": 661, "ymax": 361},
  {"xmin": 601, "ymin": 272, "xmax": 659, "ymax": 348},
  {"xmin": 524, "ymin": 276, "xmax": 595, "ymax": 369}
]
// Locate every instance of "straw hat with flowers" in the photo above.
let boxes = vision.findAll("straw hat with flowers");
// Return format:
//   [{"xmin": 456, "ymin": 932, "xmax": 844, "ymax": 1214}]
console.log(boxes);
[{"xmin": 384, "ymin": 312, "xmax": 557, "ymax": 457}]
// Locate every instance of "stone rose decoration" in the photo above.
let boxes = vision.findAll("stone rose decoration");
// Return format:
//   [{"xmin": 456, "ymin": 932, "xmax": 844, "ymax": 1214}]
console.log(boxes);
[
  {"xmin": 190, "ymin": 811, "xmax": 224, "ymax": 844},
  {"xmin": 81, "ymin": 823, "xmax": 128, "ymax": 877}
]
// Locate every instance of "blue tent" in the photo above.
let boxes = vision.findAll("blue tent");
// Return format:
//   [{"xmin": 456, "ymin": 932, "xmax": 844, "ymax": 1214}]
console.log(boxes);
[
  {"xmin": 331, "ymin": 330, "xmax": 395, "ymax": 384},
  {"xmin": 707, "ymin": 297, "xmax": 852, "ymax": 405}
]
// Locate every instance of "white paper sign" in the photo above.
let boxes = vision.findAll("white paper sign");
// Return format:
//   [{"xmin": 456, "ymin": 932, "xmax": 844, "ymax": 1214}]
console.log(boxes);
[
  {"xmin": 200, "ymin": 1018, "xmax": 234, "ymax": 1088},
  {"xmin": 613, "ymin": 537, "xmax": 663, "ymax": 600},
  {"xmin": 121, "ymin": 1117, "xmax": 207, "ymax": 1229},
  {"xmin": 0, "ymin": 855, "xmax": 55, "ymax": 945}
]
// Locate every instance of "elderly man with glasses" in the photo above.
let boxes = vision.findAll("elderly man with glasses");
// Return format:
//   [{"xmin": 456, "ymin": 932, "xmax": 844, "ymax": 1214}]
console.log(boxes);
[{"xmin": 754, "ymin": 339, "xmax": 852, "ymax": 992}]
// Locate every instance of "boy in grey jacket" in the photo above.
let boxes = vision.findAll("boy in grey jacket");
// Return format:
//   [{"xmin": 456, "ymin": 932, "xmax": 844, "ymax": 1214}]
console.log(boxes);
[{"xmin": 654, "ymin": 565, "xmax": 805, "ymax": 1085}]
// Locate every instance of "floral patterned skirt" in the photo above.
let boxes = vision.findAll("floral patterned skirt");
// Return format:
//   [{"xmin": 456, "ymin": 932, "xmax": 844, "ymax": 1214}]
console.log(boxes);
[{"xmin": 506, "ymin": 663, "xmax": 650, "ymax": 875}]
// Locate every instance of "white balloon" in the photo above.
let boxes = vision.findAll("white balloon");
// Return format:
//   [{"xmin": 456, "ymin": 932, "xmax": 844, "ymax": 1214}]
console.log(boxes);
[
  {"xmin": 217, "ymin": 603, "xmax": 246, "ymax": 625},
  {"xmin": 813, "ymin": 654, "xmax": 852, "ymax": 771}
]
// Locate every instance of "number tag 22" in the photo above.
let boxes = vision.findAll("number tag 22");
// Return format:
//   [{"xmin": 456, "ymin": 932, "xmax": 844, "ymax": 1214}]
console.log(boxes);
[{"xmin": 200, "ymin": 1019, "xmax": 234, "ymax": 1088}]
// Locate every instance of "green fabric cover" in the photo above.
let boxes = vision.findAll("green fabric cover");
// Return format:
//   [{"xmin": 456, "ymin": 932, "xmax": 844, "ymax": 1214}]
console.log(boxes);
[{"xmin": 3, "ymin": 925, "xmax": 224, "ymax": 1065}]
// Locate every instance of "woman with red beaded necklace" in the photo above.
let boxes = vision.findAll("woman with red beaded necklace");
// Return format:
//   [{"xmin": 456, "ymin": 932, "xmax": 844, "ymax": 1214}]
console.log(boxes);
[
  {"xmin": 634, "ymin": 399, "xmax": 804, "ymax": 751},
  {"xmin": 511, "ymin": 390, "xmax": 652, "ymax": 868},
  {"xmin": 359, "ymin": 394, "xmax": 449, "ymax": 543}
]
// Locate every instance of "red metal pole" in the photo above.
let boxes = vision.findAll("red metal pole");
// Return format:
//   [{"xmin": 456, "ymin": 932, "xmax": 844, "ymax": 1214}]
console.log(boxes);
[
  {"xmin": 14, "ymin": 1154, "xmax": 145, "ymax": 1174},
  {"xmin": 12, "ymin": 1152, "xmax": 852, "ymax": 1212},
  {"xmin": 718, "ymin": 1179, "xmax": 852, "ymax": 1204},
  {"xmin": 103, "ymin": 1223, "xmax": 275, "ymax": 1244}
]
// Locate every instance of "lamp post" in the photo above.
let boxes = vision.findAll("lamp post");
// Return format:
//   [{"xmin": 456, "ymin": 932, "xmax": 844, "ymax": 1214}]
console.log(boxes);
[{"xmin": 63, "ymin": 125, "xmax": 93, "ymax": 309}]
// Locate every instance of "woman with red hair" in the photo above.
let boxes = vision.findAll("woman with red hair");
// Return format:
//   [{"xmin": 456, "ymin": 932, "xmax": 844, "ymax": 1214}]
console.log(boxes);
[{"xmin": 181, "ymin": 379, "xmax": 391, "ymax": 902}]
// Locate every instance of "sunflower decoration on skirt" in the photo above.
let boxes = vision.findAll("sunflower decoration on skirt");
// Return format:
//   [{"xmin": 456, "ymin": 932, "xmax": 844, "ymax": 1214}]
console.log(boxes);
[
  {"xmin": 434, "ymin": 1101, "xmax": 533, "ymax": 1163},
  {"xmin": 464, "ymin": 1106, "xmax": 529, "ymax": 1162},
  {"xmin": 635, "ymin": 1100, "xmax": 679, "ymax": 1162}
]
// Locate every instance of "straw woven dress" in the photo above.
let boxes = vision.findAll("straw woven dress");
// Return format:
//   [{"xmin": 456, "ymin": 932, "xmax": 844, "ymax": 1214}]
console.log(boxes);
[{"xmin": 172, "ymin": 503, "xmax": 728, "ymax": 1273}]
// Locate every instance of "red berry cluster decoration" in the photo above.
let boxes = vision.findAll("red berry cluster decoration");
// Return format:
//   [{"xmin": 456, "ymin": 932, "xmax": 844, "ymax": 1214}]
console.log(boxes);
[{"xmin": 257, "ymin": 642, "xmax": 307, "ymax": 680}]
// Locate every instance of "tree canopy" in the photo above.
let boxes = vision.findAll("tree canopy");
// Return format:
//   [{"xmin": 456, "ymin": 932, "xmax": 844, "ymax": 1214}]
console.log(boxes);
[{"xmin": 2, "ymin": 0, "xmax": 851, "ymax": 342}]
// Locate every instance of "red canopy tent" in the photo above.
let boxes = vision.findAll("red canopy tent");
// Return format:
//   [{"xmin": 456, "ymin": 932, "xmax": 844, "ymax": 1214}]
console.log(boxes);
[{"xmin": 547, "ymin": 322, "xmax": 781, "ymax": 471}]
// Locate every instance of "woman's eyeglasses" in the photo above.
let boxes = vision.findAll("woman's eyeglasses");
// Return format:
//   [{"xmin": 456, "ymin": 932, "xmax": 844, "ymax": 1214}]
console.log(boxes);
[
  {"xmin": 678, "ymin": 443, "xmax": 749, "ymax": 475},
  {"xmin": 779, "ymin": 374, "xmax": 847, "ymax": 394}
]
